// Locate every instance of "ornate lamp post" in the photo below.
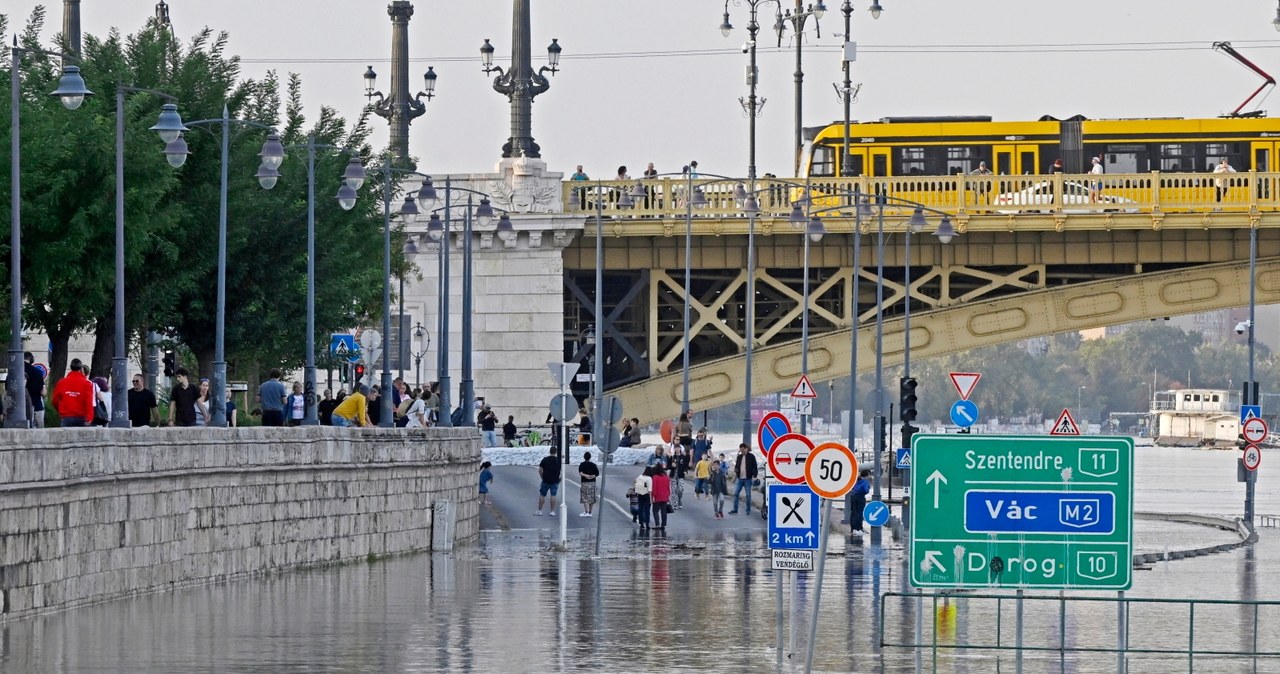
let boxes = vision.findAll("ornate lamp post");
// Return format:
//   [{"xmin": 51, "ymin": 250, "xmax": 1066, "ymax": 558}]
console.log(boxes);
[
  {"xmin": 7, "ymin": 43, "xmax": 92, "ymax": 428},
  {"xmin": 363, "ymin": 1, "xmax": 437, "ymax": 163},
  {"xmin": 480, "ymin": 0, "xmax": 562, "ymax": 158}
]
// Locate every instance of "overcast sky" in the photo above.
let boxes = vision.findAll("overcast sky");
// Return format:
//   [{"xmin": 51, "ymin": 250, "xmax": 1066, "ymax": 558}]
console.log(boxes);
[{"xmin": 8, "ymin": 1, "xmax": 1280, "ymax": 179}]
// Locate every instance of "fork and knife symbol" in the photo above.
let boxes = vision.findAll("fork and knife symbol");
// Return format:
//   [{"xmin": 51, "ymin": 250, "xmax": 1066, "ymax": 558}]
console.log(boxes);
[{"xmin": 780, "ymin": 495, "xmax": 805, "ymax": 524}]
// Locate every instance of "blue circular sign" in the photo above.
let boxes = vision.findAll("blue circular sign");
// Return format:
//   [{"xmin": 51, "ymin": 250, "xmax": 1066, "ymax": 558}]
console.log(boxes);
[
  {"xmin": 950, "ymin": 399, "xmax": 979, "ymax": 428},
  {"xmin": 863, "ymin": 500, "xmax": 890, "ymax": 527}
]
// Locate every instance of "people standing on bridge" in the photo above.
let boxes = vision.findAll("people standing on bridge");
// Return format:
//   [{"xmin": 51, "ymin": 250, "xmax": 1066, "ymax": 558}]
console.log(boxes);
[
  {"xmin": 404, "ymin": 389, "xmax": 429, "ymax": 429},
  {"xmin": 729, "ymin": 443, "xmax": 759, "ymax": 515},
  {"xmin": 192, "ymin": 378, "xmax": 212, "ymax": 426},
  {"xmin": 633, "ymin": 467, "xmax": 653, "ymax": 531},
  {"xmin": 51, "ymin": 359, "xmax": 95, "ymax": 427},
  {"xmin": 368, "ymin": 386, "xmax": 383, "ymax": 426},
  {"xmin": 571, "ymin": 165, "xmax": 589, "ymax": 181},
  {"xmin": 676, "ymin": 412, "xmax": 694, "ymax": 450},
  {"xmin": 318, "ymin": 389, "xmax": 338, "ymax": 426},
  {"xmin": 224, "ymin": 385, "xmax": 238, "ymax": 427},
  {"xmin": 709, "ymin": 460, "xmax": 729, "ymax": 519},
  {"xmin": 24, "ymin": 352, "xmax": 45, "ymax": 428},
  {"xmin": 90, "ymin": 376, "xmax": 111, "ymax": 427},
  {"xmin": 619, "ymin": 418, "xmax": 641, "ymax": 447},
  {"xmin": 1214, "ymin": 158, "xmax": 1237, "ymax": 203},
  {"xmin": 847, "ymin": 468, "xmax": 871, "ymax": 532},
  {"xmin": 479, "ymin": 461, "xmax": 494, "ymax": 505},
  {"xmin": 647, "ymin": 445, "xmax": 668, "ymax": 471},
  {"xmin": 127, "ymin": 373, "xmax": 158, "ymax": 428},
  {"xmin": 615, "ymin": 166, "xmax": 630, "ymax": 182},
  {"xmin": 285, "ymin": 381, "xmax": 306, "ymax": 427},
  {"xmin": 536, "ymin": 446, "xmax": 562, "ymax": 517},
  {"xmin": 258, "ymin": 369, "xmax": 287, "ymax": 427},
  {"xmin": 689, "ymin": 160, "xmax": 699, "ymax": 179},
  {"xmin": 1051, "ymin": 158, "xmax": 1064, "ymax": 174},
  {"xmin": 1089, "ymin": 156, "xmax": 1104, "ymax": 202},
  {"xmin": 668, "ymin": 445, "xmax": 689, "ymax": 509},
  {"xmin": 578, "ymin": 451, "xmax": 599, "ymax": 517},
  {"xmin": 169, "ymin": 368, "xmax": 198, "ymax": 427},
  {"xmin": 478, "ymin": 404, "xmax": 499, "ymax": 447},
  {"xmin": 331, "ymin": 384, "xmax": 371, "ymax": 427}
]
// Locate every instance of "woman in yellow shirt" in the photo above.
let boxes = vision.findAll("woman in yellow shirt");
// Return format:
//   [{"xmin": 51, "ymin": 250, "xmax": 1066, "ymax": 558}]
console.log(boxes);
[{"xmin": 331, "ymin": 385, "xmax": 372, "ymax": 427}]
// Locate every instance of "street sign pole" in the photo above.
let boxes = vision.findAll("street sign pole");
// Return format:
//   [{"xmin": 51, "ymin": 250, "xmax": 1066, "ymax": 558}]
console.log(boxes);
[{"xmin": 802, "ymin": 496, "xmax": 833, "ymax": 674}]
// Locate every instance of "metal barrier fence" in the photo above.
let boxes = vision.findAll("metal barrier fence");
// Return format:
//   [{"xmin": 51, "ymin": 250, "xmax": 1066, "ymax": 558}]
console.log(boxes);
[{"xmin": 880, "ymin": 591, "xmax": 1280, "ymax": 671}]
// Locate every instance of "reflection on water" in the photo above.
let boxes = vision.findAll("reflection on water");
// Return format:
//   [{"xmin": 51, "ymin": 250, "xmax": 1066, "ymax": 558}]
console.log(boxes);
[{"xmin": 1, "ymin": 445, "xmax": 1276, "ymax": 673}]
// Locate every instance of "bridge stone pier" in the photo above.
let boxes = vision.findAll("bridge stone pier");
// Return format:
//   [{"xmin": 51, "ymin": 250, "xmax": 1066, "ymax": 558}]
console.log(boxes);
[{"xmin": 0, "ymin": 427, "xmax": 479, "ymax": 621}]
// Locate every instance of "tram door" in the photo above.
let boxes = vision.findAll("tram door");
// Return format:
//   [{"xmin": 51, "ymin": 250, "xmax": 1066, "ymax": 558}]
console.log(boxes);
[
  {"xmin": 1252, "ymin": 141, "xmax": 1277, "ymax": 199},
  {"xmin": 869, "ymin": 148, "xmax": 891, "ymax": 176},
  {"xmin": 992, "ymin": 144, "xmax": 1039, "ymax": 175}
]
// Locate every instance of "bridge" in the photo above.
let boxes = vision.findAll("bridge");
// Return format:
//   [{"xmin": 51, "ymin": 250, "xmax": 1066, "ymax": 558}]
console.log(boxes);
[{"xmin": 556, "ymin": 172, "xmax": 1280, "ymax": 424}]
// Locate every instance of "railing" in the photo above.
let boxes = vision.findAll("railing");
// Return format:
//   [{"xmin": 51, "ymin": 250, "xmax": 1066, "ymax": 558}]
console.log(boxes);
[
  {"xmin": 880, "ymin": 591, "xmax": 1280, "ymax": 670},
  {"xmin": 564, "ymin": 171, "xmax": 1280, "ymax": 220}
]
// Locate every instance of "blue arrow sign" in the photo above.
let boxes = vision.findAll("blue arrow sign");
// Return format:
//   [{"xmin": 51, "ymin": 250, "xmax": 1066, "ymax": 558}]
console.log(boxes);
[
  {"xmin": 950, "ymin": 399, "xmax": 979, "ymax": 428},
  {"xmin": 767, "ymin": 483, "xmax": 821, "ymax": 550},
  {"xmin": 864, "ymin": 500, "xmax": 890, "ymax": 527},
  {"xmin": 1241, "ymin": 405, "xmax": 1262, "ymax": 423},
  {"xmin": 896, "ymin": 448, "xmax": 912, "ymax": 469},
  {"xmin": 963, "ymin": 490, "xmax": 1115, "ymax": 535}
]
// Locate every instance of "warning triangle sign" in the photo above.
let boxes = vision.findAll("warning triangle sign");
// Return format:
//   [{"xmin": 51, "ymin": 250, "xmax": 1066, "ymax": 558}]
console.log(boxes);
[
  {"xmin": 949, "ymin": 372, "xmax": 981, "ymax": 400},
  {"xmin": 791, "ymin": 374, "xmax": 817, "ymax": 398},
  {"xmin": 1050, "ymin": 408, "xmax": 1081, "ymax": 436}
]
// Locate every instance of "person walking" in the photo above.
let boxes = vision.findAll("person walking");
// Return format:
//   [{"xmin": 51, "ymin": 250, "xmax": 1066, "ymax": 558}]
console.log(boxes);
[
  {"xmin": 1089, "ymin": 156, "xmax": 1105, "ymax": 202},
  {"xmin": 285, "ymin": 381, "xmax": 306, "ymax": 426},
  {"xmin": 168, "ymin": 368, "xmax": 198, "ymax": 427},
  {"xmin": 651, "ymin": 466, "xmax": 671, "ymax": 529},
  {"xmin": 709, "ymin": 460, "xmax": 729, "ymax": 519},
  {"xmin": 193, "ymin": 378, "xmax": 212, "ymax": 426},
  {"xmin": 692, "ymin": 428, "xmax": 712, "ymax": 464},
  {"xmin": 729, "ymin": 443, "xmax": 759, "ymax": 515},
  {"xmin": 404, "ymin": 389, "xmax": 429, "ymax": 428},
  {"xmin": 668, "ymin": 445, "xmax": 689, "ymax": 509},
  {"xmin": 848, "ymin": 468, "xmax": 872, "ymax": 532},
  {"xmin": 536, "ymin": 446, "xmax": 563, "ymax": 516},
  {"xmin": 51, "ymin": 359, "xmax": 95, "ymax": 427},
  {"xmin": 633, "ymin": 467, "xmax": 654, "ymax": 531},
  {"xmin": 127, "ymin": 373, "xmax": 158, "ymax": 427},
  {"xmin": 578, "ymin": 451, "xmax": 600, "ymax": 517},
  {"xmin": 478, "ymin": 461, "xmax": 494, "ymax": 505},
  {"xmin": 693, "ymin": 452, "xmax": 712, "ymax": 500},
  {"xmin": 258, "ymin": 369, "xmax": 287, "ymax": 427},
  {"xmin": 23, "ymin": 352, "xmax": 45, "ymax": 428}
]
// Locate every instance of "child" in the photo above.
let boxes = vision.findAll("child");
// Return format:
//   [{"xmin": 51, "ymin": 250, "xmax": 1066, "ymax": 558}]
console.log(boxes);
[
  {"xmin": 627, "ymin": 486, "xmax": 640, "ymax": 523},
  {"xmin": 709, "ymin": 460, "xmax": 728, "ymax": 519},
  {"xmin": 478, "ymin": 461, "xmax": 494, "ymax": 505},
  {"xmin": 693, "ymin": 453, "xmax": 712, "ymax": 499}
]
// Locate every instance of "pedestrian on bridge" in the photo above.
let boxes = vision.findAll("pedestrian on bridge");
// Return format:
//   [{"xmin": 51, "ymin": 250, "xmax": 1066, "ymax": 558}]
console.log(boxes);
[
  {"xmin": 1089, "ymin": 156, "xmax": 1105, "ymax": 202},
  {"xmin": 258, "ymin": 369, "xmax": 287, "ymax": 427},
  {"xmin": 1214, "ymin": 158, "xmax": 1237, "ymax": 203},
  {"xmin": 651, "ymin": 467, "xmax": 671, "ymax": 530},
  {"xmin": 51, "ymin": 359, "xmax": 94, "ymax": 428}
]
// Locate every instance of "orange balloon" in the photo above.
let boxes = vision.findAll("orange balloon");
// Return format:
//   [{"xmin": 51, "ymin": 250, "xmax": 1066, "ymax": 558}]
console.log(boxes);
[{"xmin": 659, "ymin": 419, "xmax": 676, "ymax": 444}]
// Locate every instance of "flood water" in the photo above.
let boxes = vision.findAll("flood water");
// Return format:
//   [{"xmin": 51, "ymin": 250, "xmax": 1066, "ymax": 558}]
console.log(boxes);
[{"xmin": 1, "ymin": 445, "xmax": 1277, "ymax": 673}]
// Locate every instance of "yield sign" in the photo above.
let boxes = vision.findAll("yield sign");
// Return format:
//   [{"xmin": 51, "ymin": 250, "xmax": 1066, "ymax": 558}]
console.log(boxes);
[
  {"xmin": 949, "ymin": 372, "xmax": 981, "ymax": 400},
  {"xmin": 1243, "ymin": 416, "xmax": 1269, "ymax": 445},
  {"xmin": 1050, "ymin": 408, "xmax": 1081, "ymax": 436},
  {"xmin": 791, "ymin": 374, "xmax": 817, "ymax": 398}
]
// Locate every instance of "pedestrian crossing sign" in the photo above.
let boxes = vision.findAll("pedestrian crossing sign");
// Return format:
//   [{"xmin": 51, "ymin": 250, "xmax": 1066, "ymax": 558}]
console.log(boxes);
[
  {"xmin": 896, "ymin": 448, "xmax": 911, "ymax": 469},
  {"xmin": 1050, "ymin": 408, "xmax": 1081, "ymax": 436}
]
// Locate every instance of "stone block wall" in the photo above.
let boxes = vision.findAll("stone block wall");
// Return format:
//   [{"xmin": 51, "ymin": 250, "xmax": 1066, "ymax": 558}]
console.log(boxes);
[{"xmin": 0, "ymin": 426, "xmax": 480, "ymax": 620}]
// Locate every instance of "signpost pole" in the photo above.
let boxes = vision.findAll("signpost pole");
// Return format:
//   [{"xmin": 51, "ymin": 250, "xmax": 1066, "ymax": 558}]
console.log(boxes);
[
  {"xmin": 1117, "ymin": 590, "xmax": 1127, "ymax": 673},
  {"xmin": 775, "ymin": 575, "xmax": 784, "ymax": 667},
  {"xmin": 1015, "ymin": 588, "xmax": 1025, "ymax": 674},
  {"xmin": 802, "ymin": 497, "xmax": 833, "ymax": 674}
]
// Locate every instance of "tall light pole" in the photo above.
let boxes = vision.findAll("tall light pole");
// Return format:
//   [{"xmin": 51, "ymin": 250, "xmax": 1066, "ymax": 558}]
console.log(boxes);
[
  {"xmin": 793, "ymin": 192, "xmax": 825, "ymax": 435},
  {"xmin": 480, "ymin": 0, "xmax": 562, "ymax": 158},
  {"xmin": 185, "ymin": 107, "xmax": 278, "ymax": 427},
  {"xmin": 409, "ymin": 321, "xmax": 429, "ymax": 390},
  {"xmin": 255, "ymin": 135, "xmax": 365, "ymax": 424},
  {"xmin": 111, "ymin": 94, "xmax": 189, "ymax": 428},
  {"xmin": 773, "ymin": 1, "xmax": 827, "ymax": 176},
  {"xmin": 399, "ymin": 237, "xmax": 419, "ymax": 382},
  {"xmin": 7, "ymin": 44, "xmax": 91, "ymax": 428},
  {"xmin": 364, "ymin": 1, "xmax": 436, "ymax": 163},
  {"xmin": 1245, "ymin": 221, "xmax": 1258, "ymax": 525}
]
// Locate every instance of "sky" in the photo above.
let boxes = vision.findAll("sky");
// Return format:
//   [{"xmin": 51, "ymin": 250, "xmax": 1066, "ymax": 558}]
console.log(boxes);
[{"xmin": 7, "ymin": 1, "xmax": 1280, "ymax": 180}]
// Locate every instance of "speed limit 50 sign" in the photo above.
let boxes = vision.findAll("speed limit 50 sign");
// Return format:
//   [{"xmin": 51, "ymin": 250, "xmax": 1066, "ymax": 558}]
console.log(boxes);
[{"xmin": 804, "ymin": 442, "xmax": 859, "ymax": 499}]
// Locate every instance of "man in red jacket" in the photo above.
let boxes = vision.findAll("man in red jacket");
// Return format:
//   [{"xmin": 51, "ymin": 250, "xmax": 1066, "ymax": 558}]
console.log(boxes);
[{"xmin": 51, "ymin": 359, "xmax": 95, "ymax": 427}]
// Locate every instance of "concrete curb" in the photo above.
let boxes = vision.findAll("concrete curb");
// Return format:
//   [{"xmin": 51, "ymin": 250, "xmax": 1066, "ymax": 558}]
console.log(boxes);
[{"xmin": 1131, "ymin": 511, "xmax": 1257, "ymax": 566}]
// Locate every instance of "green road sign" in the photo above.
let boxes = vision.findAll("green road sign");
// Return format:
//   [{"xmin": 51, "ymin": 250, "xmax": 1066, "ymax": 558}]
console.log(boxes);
[{"xmin": 909, "ymin": 434, "xmax": 1134, "ymax": 590}]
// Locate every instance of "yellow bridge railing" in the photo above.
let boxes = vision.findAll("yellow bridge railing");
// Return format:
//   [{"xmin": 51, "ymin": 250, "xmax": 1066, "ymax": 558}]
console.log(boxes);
[{"xmin": 563, "ymin": 171, "xmax": 1280, "ymax": 220}]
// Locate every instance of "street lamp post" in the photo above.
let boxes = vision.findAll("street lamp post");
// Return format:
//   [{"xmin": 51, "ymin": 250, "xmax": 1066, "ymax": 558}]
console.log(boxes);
[
  {"xmin": 364, "ymin": 1, "xmax": 436, "ymax": 163},
  {"xmin": 110, "ymin": 92, "xmax": 189, "ymax": 428},
  {"xmin": 480, "ymin": 0, "xmax": 562, "ymax": 159},
  {"xmin": 185, "ymin": 106, "xmax": 278, "ymax": 427},
  {"xmin": 399, "ymin": 237, "xmax": 418, "ymax": 382},
  {"xmin": 1245, "ymin": 220, "xmax": 1259, "ymax": 525},
  {"xmin": 409, "ymin": 321, "xmax": 429, "ymax": 390},
  {"xmin": 774, "ymin": 0, "xmax": 828, "ymax": 176},
  {"xmin": 7, "ymin": 45, "xmax": 91, "ymax": 428}
]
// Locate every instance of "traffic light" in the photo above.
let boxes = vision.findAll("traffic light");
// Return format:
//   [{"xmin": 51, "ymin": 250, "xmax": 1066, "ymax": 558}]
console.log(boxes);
[
  {"xmin": 353, "ymin": 363, "xmax": 366, "ymax": 384},
  {"xmin": 901, "ymin": 422, "xmax": 920, "ymax": 452},
  {"xmin": 162, "ymin": 351, "xmax": 176, "ymax": 377},
  {"xmin": 899, "ymin": 377, "xmax": 918, "ymax": 423}
]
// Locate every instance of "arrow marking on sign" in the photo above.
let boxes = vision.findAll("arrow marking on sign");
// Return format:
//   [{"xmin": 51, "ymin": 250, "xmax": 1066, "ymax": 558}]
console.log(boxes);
[
  {"xmin": 957, "ymin": 407, "xmax": 974, "ymax": 422},
  {"xmin": 805, "ymin": 531, "xmax": 816, "ymax": 546},
  {"xmin": 926, "ymin": 469, "xmax": 948, "ymax": 508},
  {"xmin": 922, "ymin": 550, "xmax": 947, "ymax": 574}
]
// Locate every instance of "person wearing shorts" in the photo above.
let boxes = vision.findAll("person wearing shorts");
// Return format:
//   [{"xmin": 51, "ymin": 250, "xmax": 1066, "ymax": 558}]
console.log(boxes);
[{"xmin": 536, "ymin": 446, "xmax": 563, "ymax": 516}]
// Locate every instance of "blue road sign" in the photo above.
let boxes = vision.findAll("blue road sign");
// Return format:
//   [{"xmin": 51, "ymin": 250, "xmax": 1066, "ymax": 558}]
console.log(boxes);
[
  {"xmin": 1242, "ymin": 405, "xmax": 1262, "ymax": 423},
  {"xmin": 330, "ymin": 333, "xmax": 359, "ymax": 363},
  {"xmin": 864, "ymin": 500, "xmax": 890, "ymax": 527},
  {"xmin": 767, "ymin": 483, "xmax": 821, "ymax": 550},
  {"xmin": 950, "ymin": 399, "xmax": 979, "ymax": 428},
  {"xmin": 963, "ymin": 490, "xmax": 1115, "ymax": 535},
  {"xmin": 758, "ymin": 412, "xmax": 791, "ymax": 455},
  {"xmin": 896, "ymin": 448, "xmax": 912, "ymax": 469}
]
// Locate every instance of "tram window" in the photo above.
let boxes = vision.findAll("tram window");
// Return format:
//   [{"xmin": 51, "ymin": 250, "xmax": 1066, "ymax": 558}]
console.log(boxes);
[
  {"xmin": 1205, "ymin": 143, "xmax": 1243, "ymax": 171},
  {"xmin": 898, "ymin": 147, "xmax": 926, "ymax": 176},
  {"xmin": 1159, "ymin": 144, "xmax": 1192, "ymax": 172},
  {"xmin": 946, "ymin": 146, "xmax": 984, "ymax": 175},
  {"xmin": 843, "ymin": 153, "xmax": 864, "ymax": 176},
  {"xmin": 872, "ymin": 153, "xmax": 887, "ymax": 176},
  {"xmin": 811, "ymin": 146, "xmax": 835, "ymax": 177},
  {"xmin": 1019, "ymin": 151, "xmax": 1035, "ymax": 174}
]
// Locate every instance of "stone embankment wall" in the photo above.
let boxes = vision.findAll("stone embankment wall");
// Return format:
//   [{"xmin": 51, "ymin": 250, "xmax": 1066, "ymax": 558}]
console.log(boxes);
[{"xmin": 0, "ymin": 426, "xmax": 480, "ymax": 620}]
